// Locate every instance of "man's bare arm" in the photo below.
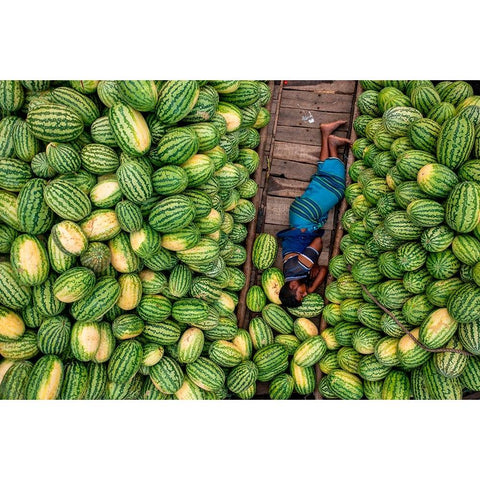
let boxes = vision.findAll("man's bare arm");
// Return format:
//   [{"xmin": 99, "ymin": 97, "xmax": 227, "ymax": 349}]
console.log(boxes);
[{"xmin": 307, "ymin": 265, "xmax": 328, "ymax": 293}]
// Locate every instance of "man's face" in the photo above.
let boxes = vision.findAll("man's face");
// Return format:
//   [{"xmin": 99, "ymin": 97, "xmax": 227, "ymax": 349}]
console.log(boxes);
[{"xmin": 294, "ymin": 283, "xmax": 308, "ymax": 302}]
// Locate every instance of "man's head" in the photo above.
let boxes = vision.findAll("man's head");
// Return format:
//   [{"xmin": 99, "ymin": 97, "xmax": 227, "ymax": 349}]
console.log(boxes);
[{"xmin": 279, "ymin": 280, "xmax": 308, "ymax": 308}]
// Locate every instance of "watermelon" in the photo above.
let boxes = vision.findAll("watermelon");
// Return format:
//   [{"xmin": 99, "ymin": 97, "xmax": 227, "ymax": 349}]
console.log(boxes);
[
  {"xmin": 436, "ymin": 116, "xmax": 475, "ymax": 170},
  {"xmin": 328, "ymin": 369, "xmax": 363, "ymax": 400},
  {"xmin": 417, "ymin": 163, "xmax": 458, "ymax": 199},
  {"xmin": 444, "ymin": 182, "xmax": 480, "ymax": 233},
  {"xmin": 155, "ymin": 81, "xmax": 199, "ymax": 125}
]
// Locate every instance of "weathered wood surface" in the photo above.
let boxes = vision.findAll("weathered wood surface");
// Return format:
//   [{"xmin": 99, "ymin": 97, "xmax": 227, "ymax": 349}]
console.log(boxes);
[
  {"xmin": 280, "ymin": 90, "xmax": 354, "ymax": 114},
  {"xmin": 283, "ymin": 80, "xmax": 357, "ymax": 94},
  {"xmin": 275, "ymin": 122, "xmax": 350, "ymax": 146}
]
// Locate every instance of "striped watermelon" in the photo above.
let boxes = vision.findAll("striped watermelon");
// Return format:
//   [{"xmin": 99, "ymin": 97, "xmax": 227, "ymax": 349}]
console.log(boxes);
[
  {"xmin": 328, "ymin": 369, "xmax": 363, "ymax": 400},
  {"xmin": 410, "ymin": 86, "xmax": 441, "ymax": 115},
  {"xmin": 383, "ymin": 106, "xmax": 423, "ymax": 137},
  {"xmin": 26, "ymin": 104, "xmax": 84, "ymax": 142},
  {"xmin": 149, "ymin": 356, "xmax": 184, "ymax": 395},
  {"xmin": 108, "ymin": 102, "xmax": 151, "ymax": 156},
  {"xmin": 151, "ymin": 127, "xmax": 199, "ymax": 167},
  {"xmin": 293, "ymin": 335, "xmax": 327, "ymax": 367},
  {"xmin": 433, "ymin": 336, "xmax": 468, "ymax": 378},
  {"xmin": 436, "ymin": 116, "xmax": 475, "ymax": 170},
  {"xmin": 17, "ymin": 178, "xmax": 54, "ymax": 235},
  {"xmin": 248, "ymin": 316, "xmax": 274, "ymax": 350},
  {"xmin": 112, "ymin": 314, "xmax": 144, "ymax": 340},
  {"xmin": 381, "ymin": 370, "xmax": 411, "ymax": 400},
  {"xmin": 117, "ymin": 80, "xmax": 158, "ymax": 112},
  {"xmin": 10, "ymin": 234, "xmax": 49, "ymax": 286},
  {"xmin": 155, "ymin": 81, "xmax": 199, "ymax": 125},
  {"xmin": 44, "ymin": 179, "xmax": 92, "ymax": 222},
  {"xmin": 422, "ymin": 358, "xmax": 462, "ymax": 399},
  {"xmin": 107, "ymin": 339, "xmax": 143, "ymax": 384},
  {"xmin": 420, "ymin": 225, "xmax": 455, "ymax": 253},
  {"xmin": 185, "ymin": 357, "xmax": 225, "ymax": 392},
  {"xmin": 417, "ymin": 163, "xmax": 458, "ymax": 198},
  {"xmin": 447, "ymin": 282, "xmax": 480, "ymax": 323},
  {"xmin": 25, "ymin": 355, "xmax": 64, "ymax": 400},
  {"xmin": 227, "ymin": 360, "xmax": 258, "ymax": 394},
  {"xmin": 460, "ymin": 356, "xmax": 480, "ymax": 391},
  {"xmin": 445, "ymin": 182, "xmax": 480, "ymax": 233},
  {"xmin": 419, "ymin": 308, "xmax": 458, "ymax": 349},
  {"xmin": 427, "ymin": 101, "xmax": 456, "ymax": 125},
  {"xmin": 269, "ymin": 373, "xmax": 295, "ymax": 400},
  {"xmin": 70, "ymin": 276, "xmax": 120, "ymax": 322}
]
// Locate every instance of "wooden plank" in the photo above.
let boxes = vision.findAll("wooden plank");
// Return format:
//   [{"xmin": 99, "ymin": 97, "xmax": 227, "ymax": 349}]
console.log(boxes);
[
  {"xmin": 267, "ymin": 176, "xmax": 309, "ymax": 198},
  {"xmin": 280, "ymin": 90, "xmax": 354, "ymax": 114},
  {"xmin": 273, "ymin": 142, "xmax": 320, "ymax": 163},
  {"xmin": 278, "ymin": 106, "xmax": 351, "ymax": 130},
  {"xmin": 283, "ymin": 80, "xmax": 356, "ymax": 94},
  {"xmin": 275, "ymin": 123, "xmax": 350, "ymax": 146},
  {"xmin": 270, "ymin": 158, "xmax": 317, "ymax": 182}
]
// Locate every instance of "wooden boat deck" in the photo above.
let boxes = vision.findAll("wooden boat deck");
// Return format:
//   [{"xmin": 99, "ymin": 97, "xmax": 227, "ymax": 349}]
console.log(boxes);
[{"xmin": 238, "ymin": 80, "xmax": 361, "ymax": 398}]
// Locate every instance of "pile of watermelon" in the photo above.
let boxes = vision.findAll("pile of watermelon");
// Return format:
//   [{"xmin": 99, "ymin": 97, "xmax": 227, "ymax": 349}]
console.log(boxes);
[
  {"xmin": 322, "ymin": 80, "xmax": 480, "ymax": 399},
  {"xmin": 0, "ymin": 80, "xmax": 273, "ymax": 400}
]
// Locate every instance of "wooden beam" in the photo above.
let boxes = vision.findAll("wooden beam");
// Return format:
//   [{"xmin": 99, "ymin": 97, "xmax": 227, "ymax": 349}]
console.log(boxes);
[
  {"xmin": 275, "ymin": 122, "xmax": 350, "ymax": 146},
  {"xmin": 283, "ymin": 80, "xmax": 356, "ymax": 94},
  {"xmin": 280, "ymin": 90, "xmax": 354, "ymax": 114},
  {"xmin": 267, "ymin": 176, "xmax": 310, "ymax": 198},
  {"xmin": 273, "ymin": 142, "xmax": 320, "ymax": 164},
  {"xmin": 270, "ymin": 158, "xmax": 318, "ymax": 182}
]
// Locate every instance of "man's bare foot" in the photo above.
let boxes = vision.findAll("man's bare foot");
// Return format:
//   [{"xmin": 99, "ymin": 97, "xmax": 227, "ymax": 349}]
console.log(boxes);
[
  {"xmin": 320, "ymin": 120, "xmax": 347, "ymax": 136},
  {"xmin": 328, "ymin": 134, "xmax": 353, "ymax": 148}
]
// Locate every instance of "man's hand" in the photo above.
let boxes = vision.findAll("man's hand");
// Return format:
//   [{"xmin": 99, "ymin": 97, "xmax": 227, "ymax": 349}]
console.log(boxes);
[
  {"xmin": 309, "ymin": 264, "xmax": 320, "ymax": 279},
  {"xmin": 307, "ymin": 265, "xmax": 328, "ymax": 293}
]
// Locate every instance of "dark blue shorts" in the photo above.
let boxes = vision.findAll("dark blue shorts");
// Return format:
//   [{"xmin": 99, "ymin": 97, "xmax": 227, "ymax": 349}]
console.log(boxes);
[{"xmin": 276, "ymin": 227, "xmax": 324, "ymax": 257}]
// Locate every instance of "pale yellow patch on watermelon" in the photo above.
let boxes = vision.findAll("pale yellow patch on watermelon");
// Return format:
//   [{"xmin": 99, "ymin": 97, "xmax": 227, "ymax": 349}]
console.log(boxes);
[
  {"xmin": 174, "ymin": 378, "xmax": 203, "ymax": 400},
  {"xmin": 142, "ymin": 346, "xmax": 164, "ymax": 367},
  {"xmin": 37, "ymin": 361, "xmax": 63, "ymax": 400},
  {"xmin": 423, "ymin": 308, "xmax": 456, "ymax": 338},
  {"xmin": 78, "ymin": 324, "xmax": 101, "ymax": 358},
  {"xmin": 129, "ymin": 229, "xmax": 147, "ymax": 253},
  {"xmin": 0, "ymin": 359, "xmax": 16, "ymax": 384},
  {"xmin": 90, "ymin": 179, "xmax": 120, "ymax": 204},
  {"xmin": 296, "ymin": 317, "xmax": 319, "ymax": 337},
  {"xmin": 81, "ymin": 210, "xmax": 121, "ymax": 241},
  {"xmin": 129, "ymin": 108, "xmax": 151, "ymax": 154},
  {"xmin": 93, "ymin": 324, "xmax": 115, "ymax": 363},
  {"xmin": 398, "ymin": 327, "xmax": 420, "ymax": 353},
  {"xmin": 55, "ymin": 222, "xmax": 88, "ymax": 255},
  {"xmin": 18, "ymin": 238, "xmax": 43, "ymax": 278},
  {"xmin": 0, "ymin": 308, "xmax": 25, "ymax": 340},
  {"xmin": 214, "ymin": 292, "xmax": 236, "ymax": 314},
  {"xmin": 205, "ymin": 230, "xmax": 221, "ymax": 242},
  {"xmin": 117, "ymin": 274, "xmax": 142, "ymax": 310}
]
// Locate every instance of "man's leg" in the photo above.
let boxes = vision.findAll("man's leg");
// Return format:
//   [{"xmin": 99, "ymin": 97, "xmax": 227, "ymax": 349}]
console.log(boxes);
[
  {"xmin": 319, "ymin": 120, "xmax": 347, "ymax": 161},
  {"xmin": 328, "ymin": 134, "xmax": 353, "ymax": 159}
]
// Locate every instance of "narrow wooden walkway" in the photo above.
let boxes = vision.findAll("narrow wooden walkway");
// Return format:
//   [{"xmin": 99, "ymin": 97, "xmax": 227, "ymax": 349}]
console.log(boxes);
[
  {"xmin": 258, "ymin": 80, "xmax": 358, "ymax": 271},
  {"xmin": 241, "ymin": 80, "xmax": 360, "ymax": 398}
]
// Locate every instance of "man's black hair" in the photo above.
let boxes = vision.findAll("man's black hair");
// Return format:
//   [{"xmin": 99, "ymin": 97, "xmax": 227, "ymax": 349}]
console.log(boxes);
[{"xmin": 279, "ymin": 280, "xmax": 303, "ymax": 308}]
